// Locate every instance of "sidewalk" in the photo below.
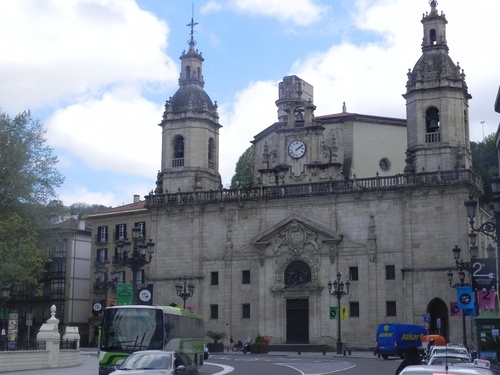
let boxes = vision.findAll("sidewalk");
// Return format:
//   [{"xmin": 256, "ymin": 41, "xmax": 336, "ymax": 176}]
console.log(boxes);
[{"xmin": 219, "ymin": 348, "xmax": 376, "ymax": 359}]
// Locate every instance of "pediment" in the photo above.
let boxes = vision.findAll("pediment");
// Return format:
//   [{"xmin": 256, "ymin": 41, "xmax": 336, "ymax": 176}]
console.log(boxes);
[{"xmin": 250, "ymin": 214, "xmax": 342, "ymax": 255}]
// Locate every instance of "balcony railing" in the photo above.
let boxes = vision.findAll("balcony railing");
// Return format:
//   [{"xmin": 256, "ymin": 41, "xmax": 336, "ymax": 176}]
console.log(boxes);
[{"xmin": 145, "ymin": 169, "xmax": 483, "ymax": 208}]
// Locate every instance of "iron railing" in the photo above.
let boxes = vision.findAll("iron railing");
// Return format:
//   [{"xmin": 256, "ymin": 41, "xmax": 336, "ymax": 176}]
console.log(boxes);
[{"xmin": 4, "ymin": 340, "xmax": 46, "ymax": 351}]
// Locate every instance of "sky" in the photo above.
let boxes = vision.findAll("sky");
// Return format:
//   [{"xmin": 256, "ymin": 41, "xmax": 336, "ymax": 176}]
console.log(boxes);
[{"xmin": 0, "ymin": 0, "xmax": 499, "ymax": 208}]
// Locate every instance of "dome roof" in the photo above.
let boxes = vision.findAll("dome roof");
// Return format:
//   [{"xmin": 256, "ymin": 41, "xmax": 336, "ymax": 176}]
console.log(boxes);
[{"xmin": 169, "ymin": 84, "xmax": 215, "ymax": 113}]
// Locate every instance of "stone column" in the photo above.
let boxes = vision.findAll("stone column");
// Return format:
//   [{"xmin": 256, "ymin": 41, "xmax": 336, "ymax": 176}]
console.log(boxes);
[{"xmin": 36, "ymin": 305, "xmax": 60, "ymax": 367}]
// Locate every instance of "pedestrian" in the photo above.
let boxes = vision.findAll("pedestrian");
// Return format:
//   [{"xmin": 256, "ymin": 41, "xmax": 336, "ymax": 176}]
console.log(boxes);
[
  {"xmin": 264, "ymin": 335, "xmax": 270, "ymax": 345},
  {"xmin": 395, "ymin": 345, "xmax": 422, "ymax": 375},
  {"xmin": 229, "ymin": 336, "xmax": 234, "ymax": 352}
]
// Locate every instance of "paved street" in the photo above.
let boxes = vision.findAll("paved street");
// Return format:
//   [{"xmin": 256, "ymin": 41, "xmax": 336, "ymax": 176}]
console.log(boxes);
[{"xmin": 0, "ymin": 348, "xmax": 396, "ymax": 375}]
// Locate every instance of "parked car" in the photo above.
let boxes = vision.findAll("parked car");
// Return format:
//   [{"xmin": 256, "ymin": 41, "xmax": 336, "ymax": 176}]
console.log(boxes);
[
  {"xmin": 109, "ymin": 350, "xmax": 198, "ymax": 375},
  {"xmin": 400, "ymin": 359, "xmax": 494, "ymax": 375},
  {"xmin": 204, "ymin": 345, "xmax": 209, "ymax": 360},
  {"xmin": 426, "ymin": 353, "xmax": 472, "ymax": 366},
  {"xmin": 424, "ymin": 345, "xmax": 471, "ymax": 363}
]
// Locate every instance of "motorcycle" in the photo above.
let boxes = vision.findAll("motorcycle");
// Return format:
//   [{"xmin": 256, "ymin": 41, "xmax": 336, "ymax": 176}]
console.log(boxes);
[{"xmin": 242, "ymin": 341, "xmax": 251, "ymax": 354}]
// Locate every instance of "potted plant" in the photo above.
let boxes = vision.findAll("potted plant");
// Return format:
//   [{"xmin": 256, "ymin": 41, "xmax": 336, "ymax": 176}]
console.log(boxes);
[
  {"xmin": 250, "ymin": 334, "xmax": 269, "ymax": 354},
  {"xmin": 205, "ymin": 330, "xmax": 227, "ymax": 352}
]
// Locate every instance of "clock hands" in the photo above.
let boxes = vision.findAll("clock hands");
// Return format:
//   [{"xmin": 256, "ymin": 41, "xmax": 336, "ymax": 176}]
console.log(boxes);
[{"xmin": 295, "ymin": 145, "xmax": 304, "ymax": 152}]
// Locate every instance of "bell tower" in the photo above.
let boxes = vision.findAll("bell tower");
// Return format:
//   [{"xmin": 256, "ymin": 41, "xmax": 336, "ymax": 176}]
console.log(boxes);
[
  {"xmin": 155, "ymin": 13, "xmax": 222, "ymax": 193},
  {"xmin": 403, "ymin": 0, "xmax": 472, "ymax": 173}
]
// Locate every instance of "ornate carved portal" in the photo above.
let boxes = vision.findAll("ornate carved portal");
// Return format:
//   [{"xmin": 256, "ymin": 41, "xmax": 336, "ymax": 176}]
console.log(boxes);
[{"xmin": 274, "ymin": 220, "xmax": 320, "ymax": 255}]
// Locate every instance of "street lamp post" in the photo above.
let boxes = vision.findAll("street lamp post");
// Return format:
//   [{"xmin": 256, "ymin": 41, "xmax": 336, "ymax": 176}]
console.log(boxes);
[
  {"xmin": 175, "ymin": 277, "xmax": 195, "ymax": 309},
  {"xmin": 95, "ymin": 263, "xmax": 118, "ymax": 309},
  {"xmin": 465, "ymin": 175, "xmax": 500, "ymax": 294},
  {"xmin": 447, "ymin": 244, "xmax": 476, "ymax": 348},
  {"xmin": 328, "ymin": 272, "xmax": 350, "ymax": 354},
  {"xmin": 116, "ymin": 227, "xmax": 155, "ymax": 305}
]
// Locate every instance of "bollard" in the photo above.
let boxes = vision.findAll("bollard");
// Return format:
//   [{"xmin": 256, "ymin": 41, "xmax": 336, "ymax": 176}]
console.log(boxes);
[
  {"xmin": 343, "ymin": 350, "xmax": 346, "ymax": 356},
  {"xmin": 348, "ymin": 349, "xmax": 352, "ymax": 355},
  {"xmin": 298, "ymin": 351, "xmax": 301, "ymax": 355},
  {"xmin": 323, "ymin": 349, "xmax": 326, "ymax": 355}
]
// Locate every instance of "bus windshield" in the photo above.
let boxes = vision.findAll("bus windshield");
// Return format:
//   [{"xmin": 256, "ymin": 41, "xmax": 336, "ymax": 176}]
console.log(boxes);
[{"xmin": 100, "ymin": 307, "xmax": 163, "ymax": 352}]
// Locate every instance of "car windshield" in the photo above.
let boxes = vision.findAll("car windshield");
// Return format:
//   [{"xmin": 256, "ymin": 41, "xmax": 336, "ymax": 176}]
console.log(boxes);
[
  {"xmin": 429, "ymin": 357, "xmax": 471, "ymax": 365},
  {"xmin": 119, "ymin": 352, "xmax": 173, "ymax": 370}
]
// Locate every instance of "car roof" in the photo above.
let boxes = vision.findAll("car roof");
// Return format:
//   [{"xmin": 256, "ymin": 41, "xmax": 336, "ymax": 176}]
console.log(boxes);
[{"xmin": 401, "ymin": 365, "xmax": 494, "ymax": 375}]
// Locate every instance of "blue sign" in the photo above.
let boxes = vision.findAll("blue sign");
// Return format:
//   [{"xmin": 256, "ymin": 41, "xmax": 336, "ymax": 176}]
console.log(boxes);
[
  {"xmin": 456, "ymin": 286, "xmax": 475, "ymax": 310},
  {"xmin": 422, "ymin": 313, "xmax": 430, "ymax": 323}
]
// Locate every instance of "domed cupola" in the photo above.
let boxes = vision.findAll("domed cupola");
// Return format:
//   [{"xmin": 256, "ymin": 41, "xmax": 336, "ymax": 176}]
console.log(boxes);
[
  {"xmin": 156, "ymin": 13, "xmax": 222, "ymax": 194},
  {"xmin": 403, "ymin": 0, "xmax": 472, "ymax": 174},
  {"xmin": 165, "ymin": 20, "xmax": 218, "ymax": 116}
]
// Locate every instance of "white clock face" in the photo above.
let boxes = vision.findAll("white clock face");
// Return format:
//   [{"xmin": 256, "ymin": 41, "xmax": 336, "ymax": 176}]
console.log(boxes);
[{"xmin": 288, "ymin": 140, "xmax": 306, "ymax": 159}]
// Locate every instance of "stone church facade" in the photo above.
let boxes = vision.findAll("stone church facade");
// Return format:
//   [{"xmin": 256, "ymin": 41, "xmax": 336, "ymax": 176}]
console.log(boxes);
[{"xmin": 90, "ymin": 1, "xmax": 488, "ymax": 349}]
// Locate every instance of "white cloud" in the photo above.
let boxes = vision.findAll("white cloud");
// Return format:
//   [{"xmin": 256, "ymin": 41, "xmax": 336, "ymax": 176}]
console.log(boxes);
[
  {"xmin": 0, "ymin": 0, "xmax": 177, "ymax": 112},
  {"xmin": 45, "ymin": 85, "xmax": 162, "ymax": 176},
  {"xmin": 202, "ymin": 0, "xmax": 330, "ymax": 25},
  {"xmin": 219, "ymin": 80, "xmax": 278, "ymax": 187}
]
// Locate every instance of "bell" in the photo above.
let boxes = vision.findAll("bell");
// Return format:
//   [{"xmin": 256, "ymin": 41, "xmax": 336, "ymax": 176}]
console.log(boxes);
[{"xmin": 427, "ymin": 119, "xmax": 439, "ymax": 131}]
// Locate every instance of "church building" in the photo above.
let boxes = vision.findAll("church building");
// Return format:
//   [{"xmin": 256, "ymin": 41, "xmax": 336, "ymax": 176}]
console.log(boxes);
[{"xmin": 90, "ymin": 1, "xmax": 486, "ymax": 349}]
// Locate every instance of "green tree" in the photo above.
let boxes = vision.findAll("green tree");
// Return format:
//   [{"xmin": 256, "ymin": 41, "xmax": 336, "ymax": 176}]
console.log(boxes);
[
  {"xmin": 230, "ymin": 146, "xmax": 254, "ymax": 189},
  {"xmin": 69, "ymin": 202, "xmax": 111, "ymax": 217},
  {"xmin": 0, "ymin": 214, "xmax": 50, "ymax": 290},
  {"xmin": 471, "ymin": 133, "xmax": 498, "ymax": 208},
  {"xmin": 0, "ymin": 110, "xmax": 64, "ymax": 213},
  {"xmin": 0, "ymin": 109, "xmax": 63, "ymax": 289}
]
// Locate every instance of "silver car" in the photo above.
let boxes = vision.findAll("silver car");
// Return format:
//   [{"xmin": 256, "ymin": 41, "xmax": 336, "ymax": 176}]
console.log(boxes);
[{"xmin": 110, "ymin": 350, "xmax": 198, "ymax": 375}]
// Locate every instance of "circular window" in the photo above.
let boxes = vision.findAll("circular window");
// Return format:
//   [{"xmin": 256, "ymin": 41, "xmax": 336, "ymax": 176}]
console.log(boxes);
[{"xmin": 379, "ymin": 158, "xmax": 391, "ymax": 171}]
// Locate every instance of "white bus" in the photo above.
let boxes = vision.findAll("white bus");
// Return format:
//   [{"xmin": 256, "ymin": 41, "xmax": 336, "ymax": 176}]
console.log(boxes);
[{"xmin": 98, "ymin": 305, "xmax": 204, "ymax": 375}]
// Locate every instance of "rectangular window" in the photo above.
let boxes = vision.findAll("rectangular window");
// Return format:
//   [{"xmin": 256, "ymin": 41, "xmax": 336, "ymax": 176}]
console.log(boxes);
[
  {"xmin": 242, "ymin": 270, "xmax": 250, "ymax": 284},
  {"xmin": 134, "ymin": 222, "xmax": 146, "ymax": 239},
  {"xmin": 97, "ymin": 248, "xmax": 108, "ymax": 264},
  {"xmin": 349, "ymin": 267, "xmax": 359, "ymax": 281},
  {"xmin": 242, "ymin": 304, "xmax": 250, "ymax": 319},
  {"xmin": 97, "ymin": 226, "xmax": 108, "ymax": 243},
  {"xmin": 211, "ymin": 272, "xmax": 219, "ymax": 286},
  {"xmin": 386, "ymin": 301, "xmax": 397, "ymax": 317},
  {"xmin": 136, "ymin": 269, "xmax": 145, "ymax": 285},
  {"xmin": 115, "ymin": 224, "xmax": 127, "ymax": 241},
  {"xmin": 115, "ymin": 271, "xmax": 125, "ymax": 284},
  {"xmin": 350, "ymin": 302, "xmax": 360, "ymax": 317},
  {"xmin": 386, "ymin": 265, "xmax": 396, "ymax": 280},
  {"xmin": 210, "ymin": 304, "xmax": 219, "ymax": 319}
]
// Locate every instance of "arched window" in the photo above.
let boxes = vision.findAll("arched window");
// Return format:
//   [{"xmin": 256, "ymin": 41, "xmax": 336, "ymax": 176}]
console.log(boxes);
[
  {"xmin": 294, "ymin": 106, "xmax": 305, "ymax": 123},
  {"xmin": 430, "ymin": 29, "xmax": 437, "ymax": 45},
  {"xmin": 426, "ymin": 107, "xmax": 440, "ymax": 132},
  {"xmin": 284, "ymin": 261, "xmax": 311, "ymax": 288},
  {"xmin": 197, "ymin": 67, "xmax": 201, "ymax": 80},
  {"xmin": 173, "ymin": 135, "xmax": 184, "ymax": 158},
  {"xmin": 185, "ymin": 66, "xmax": 191, "ymax": 80}
]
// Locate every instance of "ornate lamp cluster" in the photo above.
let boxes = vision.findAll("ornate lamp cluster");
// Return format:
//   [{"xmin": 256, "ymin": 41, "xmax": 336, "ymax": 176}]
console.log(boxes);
[
  {"xmin": 116, "ymin": 226, "xmax": 155, "ymax": 305},
  {"xmin": 328, "ymin": 272, "xmax": 350, "ymax": 354},
  {"xmin": 175, "ymin": 277, "xmax": 195, "ymax": 309},
  {"xmin": 94, "ymin": 262, "xmax": 119, "ymax": 309}
]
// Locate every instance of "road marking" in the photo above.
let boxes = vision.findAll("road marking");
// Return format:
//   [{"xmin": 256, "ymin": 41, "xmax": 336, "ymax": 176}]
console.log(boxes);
[
  {"xmin": 276, "ymin": 362, "xmax": 356, "ymax": 375},
  {"xmin": 204, "ymin": 362, "xmax": 235, "ymax": 374}
]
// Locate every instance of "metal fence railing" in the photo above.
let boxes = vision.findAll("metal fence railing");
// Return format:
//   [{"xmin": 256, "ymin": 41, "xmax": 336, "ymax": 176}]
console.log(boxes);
[
  {"xmin": 60, "ymin": 339, "xmax": 78, "ymax": 350},
  {"xmin": 5, "ymin": 340, "xmax": 46, "ymax": 351}
]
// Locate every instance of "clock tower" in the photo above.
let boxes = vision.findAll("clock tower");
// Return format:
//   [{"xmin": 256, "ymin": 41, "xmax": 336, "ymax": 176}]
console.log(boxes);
[{"xmin": 253, "ymin": 75, "xmax": 343, "ymax": 186}]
